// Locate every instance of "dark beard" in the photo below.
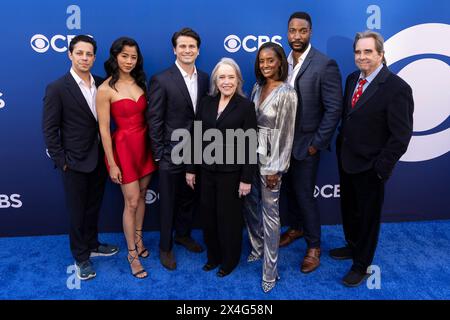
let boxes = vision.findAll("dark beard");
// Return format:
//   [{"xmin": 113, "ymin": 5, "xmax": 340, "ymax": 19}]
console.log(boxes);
[{"xmin": 288, "ymin": 41, "xmax": 308, "ymax": 53}]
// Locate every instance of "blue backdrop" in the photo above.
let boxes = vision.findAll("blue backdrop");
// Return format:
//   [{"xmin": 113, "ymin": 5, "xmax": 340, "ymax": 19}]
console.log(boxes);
[{"xmin": 1, "ymin": 0, "xmax": 449, "ymax": 236}]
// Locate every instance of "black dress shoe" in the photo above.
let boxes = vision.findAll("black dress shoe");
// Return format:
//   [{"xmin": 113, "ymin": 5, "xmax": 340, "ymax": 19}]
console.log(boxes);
[
  {"xmin": 329, "ymin": 246, "xmax": 353, "ymax": 260},
  {"xmin": 216, "ymin": 269, "xmax": 231, "ymax": 278},
  {"xmin": 174, "ymin": 236, "xmax": 204, "ymax": 253},
  {"xmin": 342, "ymin": 270, "xmax": 369, "ymax": 287},
  {"xmin": 159, "ymin": 250, "xmax": 176, "ymax": 270},
  {"xmin": 202, "ymin": 262, "xmax": 218, "ymax": 271}
]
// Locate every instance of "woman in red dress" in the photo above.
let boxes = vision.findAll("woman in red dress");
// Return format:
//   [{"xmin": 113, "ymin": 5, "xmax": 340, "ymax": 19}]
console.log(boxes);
[{"xmin": 97, "ymin": 37, "xmax": 156, "ymax": 279}]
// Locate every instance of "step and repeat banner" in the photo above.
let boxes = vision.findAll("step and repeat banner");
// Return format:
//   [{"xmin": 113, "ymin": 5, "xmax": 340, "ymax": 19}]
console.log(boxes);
[{"xmin": 1, "ymin": 0, "xmax": 449, "ymax": 236}]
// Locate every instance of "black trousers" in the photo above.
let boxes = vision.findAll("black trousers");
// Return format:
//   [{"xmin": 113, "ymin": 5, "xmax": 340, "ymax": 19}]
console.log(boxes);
[
  {"xmin": 61, "ymin": 161, "xmax": 107, "ymax": 263},
  {"xmin": 158, "ymin": 168, "xmax": 195, "ymax": 252},
  {"xmin": 339, "ymin": 166, "xmax": 385, "ymax": 273},
  {"xmin": 284, "ymin": 154, "xmax": 321, "ymax": 248},
  {"xmin": 200, "ymin": 169, "xmax": 244, "ymax": 273}
]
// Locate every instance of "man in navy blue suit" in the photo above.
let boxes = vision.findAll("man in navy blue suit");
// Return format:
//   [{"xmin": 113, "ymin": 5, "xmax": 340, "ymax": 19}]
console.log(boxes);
[
  {"xmin": 332, "ymin": 31, "xmax": 413, "ymax": 287},
  {"xmin": 280, "ymin": 12, "xmax": 343, "ymax": 274}
]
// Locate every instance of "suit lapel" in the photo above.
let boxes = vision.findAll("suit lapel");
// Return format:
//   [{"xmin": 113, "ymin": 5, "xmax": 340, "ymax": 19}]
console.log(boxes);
[
  {"xmin": 170, "ymin": 64, "xmax": 194, "ymax": 112},
  {"xmin": 64, "ymin": 73, "xmax": 96, "ymax": 120},
  {"xmin": 294, "ymin": 47, "xmax": 314, "ymax": 92},
  {"xmin": 348, "ymin": 65, "xmax": 390, "ymax": 116},
  {"xmin": 196, "ymin": 72, "xmax": 207, "ymax": 113},
  {"xmin": 344, "ymin": 74, "xmax": 358, "ymax": 114},
  {"xmin": 216, "ymin": 94, "xmax": 238, "ymax": 126},
  {"xmin": 205, "ymin": 95, "xmax": 220, "ymax": 127}
]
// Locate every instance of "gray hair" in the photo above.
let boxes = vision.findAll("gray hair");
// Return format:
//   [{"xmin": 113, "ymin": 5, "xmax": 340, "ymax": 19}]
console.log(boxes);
[
  {"xmin": 209, "ymin": 57, "xmax": 246, "ymax": 97},
  {"xmin": 353, "ymin": 30, "xmax": 387, "ymax": 65}
]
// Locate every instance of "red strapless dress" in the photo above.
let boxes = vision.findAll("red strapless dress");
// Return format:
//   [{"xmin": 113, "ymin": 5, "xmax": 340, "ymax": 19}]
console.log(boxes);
[{"xmin": 106, "ymin": 94, "xmax": 156, "ymax": 184}]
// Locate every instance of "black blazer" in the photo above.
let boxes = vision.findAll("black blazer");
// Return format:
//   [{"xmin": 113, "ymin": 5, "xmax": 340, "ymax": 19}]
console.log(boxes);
[
  {"xmin": 187, "ymin": 94, "xmax": 257, "ymax": 184},
  {"xmin": 337, "ymin": 65, "xmax": 414, "ymax": 179},
  {"xmin": 147, "ymin": 64, "xmax": 209, "ymax": 171},
  {"xmin": 42, "ymin": 72, "xmax": 104, "ymax": 173}
]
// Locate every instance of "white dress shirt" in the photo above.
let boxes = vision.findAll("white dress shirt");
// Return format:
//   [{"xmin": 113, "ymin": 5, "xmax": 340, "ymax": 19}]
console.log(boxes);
[
  {"xmin": 175, "ymin": 60, "xmax": 198, "ymax": 112},
  {"xmin": 287, "ymin": 43, "xmax": 312, "ymax": 88},
  {"xmin": 70, "ymin": 68, "xmax": 97, "ymax": 120}
]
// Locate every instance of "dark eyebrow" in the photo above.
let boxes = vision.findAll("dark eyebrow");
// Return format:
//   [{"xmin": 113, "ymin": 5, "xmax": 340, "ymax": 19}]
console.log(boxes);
[{"xmin": 75, "ymin": 50, "xmax": 92, "ymax": 54}]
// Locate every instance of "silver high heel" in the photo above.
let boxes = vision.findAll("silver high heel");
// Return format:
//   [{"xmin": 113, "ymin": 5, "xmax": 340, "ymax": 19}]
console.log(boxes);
[{"xmin": 262, "ymin": 276, "xmax": 280, "ymax": 293}]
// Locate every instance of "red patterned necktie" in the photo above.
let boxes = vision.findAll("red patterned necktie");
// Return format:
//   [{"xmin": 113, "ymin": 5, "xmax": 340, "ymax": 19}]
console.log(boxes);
[{"xmin": 351, "ymin": 78, "xmax": 367, "ymax": 108}]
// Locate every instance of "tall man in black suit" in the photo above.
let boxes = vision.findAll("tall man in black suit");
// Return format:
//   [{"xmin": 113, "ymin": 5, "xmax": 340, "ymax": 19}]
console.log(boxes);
[
  {"xmin": 147, "ymin": 28, "xmax": 209, "ymax": 270},
  {"xmin": 332, "ymin": 31, "xmax": 414, "ymax": 287},
  {"xmin": 280, "ymin": 12, "xmax": 343, "ymax": 274},
  {"xmin": 43, "ymin": 35, "xmax": 118, "ymax": 281}
]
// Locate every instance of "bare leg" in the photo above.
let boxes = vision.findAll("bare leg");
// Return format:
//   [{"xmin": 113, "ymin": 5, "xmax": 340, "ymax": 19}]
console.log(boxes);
[
  {"xmin": 135, "ymin": 174, "xmax": 152, "ymax": 257},
  {"xmin": 121, "ymin": 181, "xmax": 147, "ymax": 278}
]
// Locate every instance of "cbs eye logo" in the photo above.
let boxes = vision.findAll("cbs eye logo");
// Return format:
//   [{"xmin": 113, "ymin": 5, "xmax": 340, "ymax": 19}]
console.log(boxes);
[
  {"xmin": 145, "ymin": 190, "xmax": 159, "ymax": 204},
  {"xmin": 385, "ymin": 23, "xmax": 450, "ymax": 162},
  {"xmin": 224, "ymin": 35, "xmax": 242, "ymax": 53},
  {"xmin": 30, "ymin": 34, "xmax": 50, "ymax": 53}
]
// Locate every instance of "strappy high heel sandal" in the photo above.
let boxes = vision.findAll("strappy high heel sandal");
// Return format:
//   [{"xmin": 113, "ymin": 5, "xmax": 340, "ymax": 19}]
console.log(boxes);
[
  {"xmin": 135, "ymin": 229, "xmax": 150, "ymax": 258},
  {"xmin": 128, "ymin": 247, "xmax": 148, "ymax": 279}
]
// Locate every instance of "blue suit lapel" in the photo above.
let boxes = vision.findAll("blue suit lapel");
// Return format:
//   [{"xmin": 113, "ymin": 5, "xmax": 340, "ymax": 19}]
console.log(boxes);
[{"xmin": 294, "ymin": 47, "xmax": 315, "ymax": 93}]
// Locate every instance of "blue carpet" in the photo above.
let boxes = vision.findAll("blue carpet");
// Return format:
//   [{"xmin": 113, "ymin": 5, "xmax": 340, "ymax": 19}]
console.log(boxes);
[{"xmin": 0, "ymin": 220, "xmax": 449, "ymax": 300}]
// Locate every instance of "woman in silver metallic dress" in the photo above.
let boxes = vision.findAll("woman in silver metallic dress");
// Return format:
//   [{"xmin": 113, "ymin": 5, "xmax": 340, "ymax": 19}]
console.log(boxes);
[{"xmin": 244, "ymin": 42, "xmax": 298, "ymax": 293}]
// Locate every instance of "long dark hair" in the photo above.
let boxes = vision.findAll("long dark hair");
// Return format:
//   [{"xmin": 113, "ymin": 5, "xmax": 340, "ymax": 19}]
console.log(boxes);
[
  {"xmin": 104, "ymin": 37, "xmax": 147, "ymax": 96},
  {"xmin": 254, "ymin": 42, "xmax": 289, "ymax": 85}
]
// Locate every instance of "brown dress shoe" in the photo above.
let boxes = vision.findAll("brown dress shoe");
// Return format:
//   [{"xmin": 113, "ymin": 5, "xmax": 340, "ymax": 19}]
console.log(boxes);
[
  {"xmin": 279, "ymin": 228, "xmax": 304, "ymax": 247},
  {"xmin": 301, "ymin": 248, "xmax": 321, "ymax": 273}
]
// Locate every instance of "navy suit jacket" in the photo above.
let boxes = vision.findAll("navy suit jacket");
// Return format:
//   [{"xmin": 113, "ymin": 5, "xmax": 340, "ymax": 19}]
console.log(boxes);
[
  {"xmin": 42, "ymin": 72, "xmax": 104, "ymax": 173},
  {"xmin": 291, "ymin": 47, "xmax": 343, "ymax": 160},
  {"xmin": 337, "ymin": 65, "xmax": 414, "ymax": 180},
  {"xmin": 147, "ymin": 64, "xmax": 209, "ymax": 172}
]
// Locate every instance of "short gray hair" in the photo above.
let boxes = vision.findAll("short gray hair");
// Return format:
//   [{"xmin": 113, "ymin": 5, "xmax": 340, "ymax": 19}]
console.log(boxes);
[
  {"xmin": 209, "ymin": 57, "xmax": 246, "ymax": 97},
  {"xmin": 353, "ymin": 30, "xmax": 387, "ymax": 65}
]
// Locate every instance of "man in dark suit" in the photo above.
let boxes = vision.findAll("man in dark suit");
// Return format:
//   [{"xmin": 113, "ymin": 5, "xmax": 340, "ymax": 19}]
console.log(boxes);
[
  {"xmin": 332, "ymin": 31, "xmax": 414, "ymax": 287},
  {"xmin": 43, "ymin": 35, "xmax": 118, "ymax": 281},
  {"xmin": 280, "ymin": 12, "xmax": 343, "ymax": 273},
  {"xmin": 147, "ymin": 28, "xmax": 209, "ymax": 270}
]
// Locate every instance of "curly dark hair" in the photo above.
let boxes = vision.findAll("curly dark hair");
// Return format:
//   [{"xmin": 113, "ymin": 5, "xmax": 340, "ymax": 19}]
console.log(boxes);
[{"xmin": 104, "ymin": 37, "xmax": 147, "ymax": 96}]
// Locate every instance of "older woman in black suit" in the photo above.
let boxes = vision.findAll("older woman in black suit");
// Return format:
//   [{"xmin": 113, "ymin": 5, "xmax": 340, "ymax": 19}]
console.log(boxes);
[{"xmin": 186, "ymin": 58, "xmax": 257, "ymax": 277}]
